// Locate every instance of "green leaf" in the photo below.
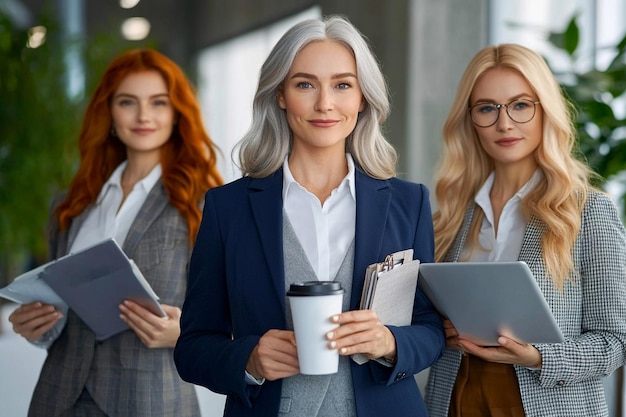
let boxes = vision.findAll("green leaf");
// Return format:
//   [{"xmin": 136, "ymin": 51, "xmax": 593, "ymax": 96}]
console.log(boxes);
[
  {"xmin": 0, "ymin": 11, "xmax": 120, "ymax": 279},
  {"xmin": 562, "ymin": 16, "xmax": 580, "ymax": 55},
  {"xmin": 582, "ymin": 101, "xmax": 615, "ymax": 122},
  {"xmin": 547, "ymin": 15, "xmax": 580, "ymax": 56}
]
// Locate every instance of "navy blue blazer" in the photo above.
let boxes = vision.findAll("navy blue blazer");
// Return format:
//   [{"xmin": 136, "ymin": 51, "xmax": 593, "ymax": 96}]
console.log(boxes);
[{"xmin": 175, "ymin": 168, "xmax": 445, "ymax": 417}]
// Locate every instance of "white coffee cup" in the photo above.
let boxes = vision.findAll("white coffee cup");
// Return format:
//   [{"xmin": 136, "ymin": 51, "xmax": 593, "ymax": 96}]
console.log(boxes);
[{"xmin": 287, "ymin": 281, "xmax": 344, "ymax": 375}]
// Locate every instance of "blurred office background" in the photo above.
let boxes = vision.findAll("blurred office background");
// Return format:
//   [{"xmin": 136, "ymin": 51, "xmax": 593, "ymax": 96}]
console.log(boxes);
[{"xmin": 1, "ymin": 0, "xmax": 625, "ymax": 416}]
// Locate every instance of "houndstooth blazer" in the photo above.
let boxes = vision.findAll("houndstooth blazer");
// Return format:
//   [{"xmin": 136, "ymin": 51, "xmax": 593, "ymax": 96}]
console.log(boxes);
[
  {"xmin": 27, "ymin": 181, "xmax": 200, "ymax": 417},
  {"xmin": 425, "ymin": 189, "xmax": 626, "ymax": 417}
]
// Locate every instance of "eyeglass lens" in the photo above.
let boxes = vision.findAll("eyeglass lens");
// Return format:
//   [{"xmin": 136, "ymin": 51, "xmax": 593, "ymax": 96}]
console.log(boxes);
[{"xmin": 470, "ymin": 99, "xmax": 537, "ymax": 127}]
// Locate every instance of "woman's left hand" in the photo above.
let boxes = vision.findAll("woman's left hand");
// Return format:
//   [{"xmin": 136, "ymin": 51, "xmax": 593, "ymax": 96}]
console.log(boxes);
[
  {"xmin": 326, "ymin": 310, "xmax": 396, "ymax": 363},
  {"xmin": 458, "ymin": 336, "xmax": 542, "ymax": 368},
  {"xmin": 119, "ymin": 300, "xmax": 181, "ymax": 348}
]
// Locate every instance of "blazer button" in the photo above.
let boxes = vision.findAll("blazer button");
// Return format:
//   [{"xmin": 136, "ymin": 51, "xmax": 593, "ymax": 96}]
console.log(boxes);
[
  {"xmin": 556, "ymin": 380, "xmax": 565, "ymax": 386},
  {"xmin": 394, "ymin": 372, "xmax": 406, "ymax": 381}
]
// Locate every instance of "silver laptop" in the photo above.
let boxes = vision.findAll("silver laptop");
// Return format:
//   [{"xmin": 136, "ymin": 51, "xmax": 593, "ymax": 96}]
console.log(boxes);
[{"xmin": 418, "ymin": 261, "xmax": 564, "ymax": 346}]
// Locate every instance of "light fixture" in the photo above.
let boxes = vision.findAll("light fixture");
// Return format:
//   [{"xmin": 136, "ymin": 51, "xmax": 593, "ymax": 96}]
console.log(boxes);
[
  {"xmin": 120, "ymin": 0, "xmax": 141, "ymax": 9},
  {"xmin": 27, "ymin": 26, "xmax": 47, "ymax": 48},
  {"xmin": 121, "ymin": 17, "xmax": 150, "ymax": 41}
]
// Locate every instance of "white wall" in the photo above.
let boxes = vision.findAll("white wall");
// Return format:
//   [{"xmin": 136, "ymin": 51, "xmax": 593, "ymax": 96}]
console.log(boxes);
[{"xmin": 197, "ymin": 6, "xmax": 322, "ymax": 184}]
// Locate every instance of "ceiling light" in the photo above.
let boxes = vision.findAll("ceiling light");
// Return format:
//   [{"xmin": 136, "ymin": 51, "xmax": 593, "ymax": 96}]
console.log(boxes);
[
  {"xmin": 27, "ymin": 26, "xmax": 46, "ymax": 48},
  {"xmin": 121, "ymin": 17, "xmax": 150, "ymax": 41},
  {"xmin": 120, "ymin": 0, "xmax": 141, "ymax": 9}
]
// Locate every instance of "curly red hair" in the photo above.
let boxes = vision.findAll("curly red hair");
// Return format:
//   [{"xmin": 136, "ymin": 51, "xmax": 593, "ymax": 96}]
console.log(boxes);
[{"xmin": 55, "ymin": 49, "xmax": 223, "ymax": 242}]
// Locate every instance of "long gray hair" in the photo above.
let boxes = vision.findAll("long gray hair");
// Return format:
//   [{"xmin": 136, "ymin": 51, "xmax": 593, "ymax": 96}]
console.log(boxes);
[{"xmin": 235, "ymin": 15, "xmax": 396, "ymax": 178}]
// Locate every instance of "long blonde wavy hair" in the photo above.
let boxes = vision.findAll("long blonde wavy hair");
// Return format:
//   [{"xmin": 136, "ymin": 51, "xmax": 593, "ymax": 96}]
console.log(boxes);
[{"xmin": 433, "ymin": 43, "xmax": 596, "ymax": 288}]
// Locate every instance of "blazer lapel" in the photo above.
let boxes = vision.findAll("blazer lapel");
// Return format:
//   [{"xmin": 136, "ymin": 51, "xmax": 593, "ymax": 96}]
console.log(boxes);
[
  {"xmin": 248, "ymin": 170, "xmax": 286, "ymax": 304},
  {"xmin": 447, "ymin": 205, "xmax": 475, "ymax": 262},
  {"xmin": 518, "ymin": 214, "xmax": 545, "ymax": 268},
  {"xmin": 63, "ymin": 208, "xmax": 91, "ymax": 256},
  {"xmin": 54, "ymin": 182, "xmax": 167, "ymax": 258},
  {"xmin": 352, "ymin": 171, "xmax": 392, "ymax": 309},
  {"xmin": 449, "ymin": 205, "xmax": 542, "ymax": 269},
  {"xmin": 123, "ymin": 182, "xmax": 168, "ymax": 255}
]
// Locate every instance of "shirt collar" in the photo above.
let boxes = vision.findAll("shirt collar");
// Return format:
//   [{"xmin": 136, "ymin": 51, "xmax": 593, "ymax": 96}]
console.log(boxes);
[
  {"xmin": 96, "ymin": 161, "xmax": 162, "ymax": 204},
  {"xmin": 282, "ymin": 153, "xmax": 356, "ymax": 201},
  {"xmin": 475, "ymin": 169, "xmax": 543, "ymax": 209}
]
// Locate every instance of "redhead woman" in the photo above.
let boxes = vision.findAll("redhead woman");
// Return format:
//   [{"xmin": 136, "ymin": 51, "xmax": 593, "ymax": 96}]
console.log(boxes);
[{"xmin": 9, "ymin": 48, "xmax": 222, "ymax": 417}]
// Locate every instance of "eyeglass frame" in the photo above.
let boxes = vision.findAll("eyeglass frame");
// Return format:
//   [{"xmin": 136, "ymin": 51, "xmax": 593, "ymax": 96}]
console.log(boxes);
[{"xmin": 468, "ymin": 99, "xmax": 541, "ymax": 128}]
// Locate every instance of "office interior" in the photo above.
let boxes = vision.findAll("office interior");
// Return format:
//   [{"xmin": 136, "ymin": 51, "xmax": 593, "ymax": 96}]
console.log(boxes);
[{"xmin": 1, "ymin": 0, "xmax": 625, "ymax": 416}]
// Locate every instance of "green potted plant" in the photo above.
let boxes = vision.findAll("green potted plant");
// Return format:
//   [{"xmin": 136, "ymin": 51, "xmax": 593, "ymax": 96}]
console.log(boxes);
[
  {"xmin": 0, "ymin": 12, "xmax": 119, "ymax": 292},
  {"xmin": 546, "ymin": 15, "xmax": 626, "ymax": 217},
  {"xmin": 0, "ymin": 13, "xmax": 81, "ymax": 285}
]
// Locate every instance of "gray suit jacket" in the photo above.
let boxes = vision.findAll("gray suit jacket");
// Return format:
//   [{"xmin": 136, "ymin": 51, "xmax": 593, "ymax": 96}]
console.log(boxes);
[
  {"xmin": 425, "ymin": 190, "xmax": 626, "ymax": 417},
  {"xmin": 28, "ymin": 181, "xmax": 200, "ymax": 417}
]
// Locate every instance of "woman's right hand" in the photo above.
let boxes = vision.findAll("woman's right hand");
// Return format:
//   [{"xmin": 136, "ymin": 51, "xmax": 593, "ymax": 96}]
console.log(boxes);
[
  {"xmin": 8, "ymin": 302, "xmax": 63, "ymax": 342},
  {"xmin": 246, "ymin": 329, "xmax": 299, "ymax": 381}
]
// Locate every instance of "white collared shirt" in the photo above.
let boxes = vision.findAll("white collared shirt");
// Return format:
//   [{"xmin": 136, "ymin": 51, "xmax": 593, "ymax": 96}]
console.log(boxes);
[
  {"xmin": 69, "ymin": 161, "xmax": 162, "ymax": 253},
  {"xmin": 462, "ymin": 170, "xmax": 542, "ymax": 262},
  {"xmin": 245, "ymin": 155, "xmax": 356, "ymax": 385},
  {"xmin": 282, "ymin": 154, "xmax": 356, "ymax": 281}
]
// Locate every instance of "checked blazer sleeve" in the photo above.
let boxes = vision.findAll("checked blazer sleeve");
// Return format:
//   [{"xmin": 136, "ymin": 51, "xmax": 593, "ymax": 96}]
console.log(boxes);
[
  {"xmin": 533, "ymin": 191, "xmax": 626, "ymax": 384},
  {"xmin": 426, "ymin": 190, "xmax": 626, "ymax": 417}
]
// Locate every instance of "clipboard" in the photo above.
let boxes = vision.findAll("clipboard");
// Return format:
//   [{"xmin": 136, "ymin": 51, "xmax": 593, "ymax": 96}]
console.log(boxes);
[
  {"xmin": 353, "ymin": 249, "xmax": 421, "ymax": 364},
  {"xmin": 360, "ymin": 249, "xmax": 420, "ymax": 325}
]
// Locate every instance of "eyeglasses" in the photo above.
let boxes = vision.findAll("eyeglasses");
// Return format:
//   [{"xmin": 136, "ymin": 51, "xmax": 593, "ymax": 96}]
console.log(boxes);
[{"xmin": 468, "ymin": 99, "xmax": 540, "ymax": 128}]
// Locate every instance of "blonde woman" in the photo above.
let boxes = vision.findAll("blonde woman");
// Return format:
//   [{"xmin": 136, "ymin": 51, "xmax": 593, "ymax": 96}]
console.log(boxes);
[{"xmin": 425, "ymin": 43, "xmax": 626, "ymax": 417}]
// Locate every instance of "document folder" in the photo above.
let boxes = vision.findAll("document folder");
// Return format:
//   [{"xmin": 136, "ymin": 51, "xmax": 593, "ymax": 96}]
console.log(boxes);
[{"xmin": 0, "ymin": 238, "xmax": 166, "ymax": 341}]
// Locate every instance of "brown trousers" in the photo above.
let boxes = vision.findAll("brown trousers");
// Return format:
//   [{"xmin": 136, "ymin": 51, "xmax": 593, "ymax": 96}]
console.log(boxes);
[{"xmin": 448, "ymin": 354, "xmax": 525, "ymax": 417}]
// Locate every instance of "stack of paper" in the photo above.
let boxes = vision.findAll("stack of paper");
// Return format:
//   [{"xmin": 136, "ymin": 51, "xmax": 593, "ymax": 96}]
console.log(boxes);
[
  {"xmin": 359, "ymin": 249, "xmax": 420, "ymax": 326},
  {"xmin": 353, "ymin": 249, "xmax": 421, "ymax": 364}
]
